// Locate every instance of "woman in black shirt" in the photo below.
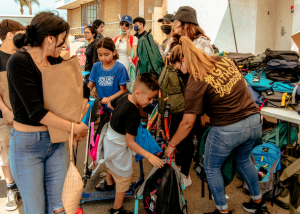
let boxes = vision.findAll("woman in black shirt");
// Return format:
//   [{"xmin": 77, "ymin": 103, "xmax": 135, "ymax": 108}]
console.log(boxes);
[
  {"xmin": 7, "ymin": 12, "xmax": 88, "ymax": 214},
  {"xmin": 84, "ymin": 26, "xmax": 97, "ymax": 72}
]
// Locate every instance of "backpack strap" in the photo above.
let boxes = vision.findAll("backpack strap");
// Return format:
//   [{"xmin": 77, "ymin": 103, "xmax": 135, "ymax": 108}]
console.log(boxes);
[
  {"xmin": 130, "ymin": 35, "xmax": 133, "ymax": 47},
  {"xmin": 277, "ymin": 158, "xmax": 300, "ymax": 184},
  {"xmin": 275, "ymin": 123, "xmax": 287, "ymax": 148},
  {"xmin": 113, "ymin": 36, "xmax": 119, "ymax": 44},
  {"xmin": 292, "ymin": 84, "xmax": 299, "ymax": 104}
]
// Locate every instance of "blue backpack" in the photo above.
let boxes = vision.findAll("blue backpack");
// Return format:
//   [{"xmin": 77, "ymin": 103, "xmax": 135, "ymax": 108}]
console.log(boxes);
[
  {"xmin": 247, "ymin": 86, "xmax": 265, "ymax": 106},
  {"xmin": 245, "ymin": 69, "xmax": 274, "ymax": 91},
  {"xmin": 135, "ymin": 122, "xmax": 162, "ymax": 162},
  {"xmin": 243, "ymin": 143, "xmax": 282, "ymax": 199},
  {"xmin": 272, "ymin": 82, "xmax": 297, "ymax": 94}
]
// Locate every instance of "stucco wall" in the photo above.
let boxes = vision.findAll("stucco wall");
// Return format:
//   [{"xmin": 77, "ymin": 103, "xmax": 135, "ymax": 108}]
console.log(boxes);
[
  {"xmin": 255, "ymin": 0, "xmax": 279, "ymax": 54},
  {"xmin": 168, "ymin": 0, "xmax": 258, "ymax": 53}
]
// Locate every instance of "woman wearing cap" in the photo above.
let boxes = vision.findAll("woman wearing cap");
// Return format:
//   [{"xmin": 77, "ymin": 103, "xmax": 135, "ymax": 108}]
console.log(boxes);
[
  {"xmin": 156, "ymin": 14, "xmax": 175, "ymax": 60},
  {"xmin": 113, "ymin": 15, "xmax": 137, "ymax": 68},
  {"xmin": 165, "ymin": 37, "xmax": 269, "ymax": 214},
  {"xmin": 93, "ymin": 19, "xmax": 105, "ymax": 41}
]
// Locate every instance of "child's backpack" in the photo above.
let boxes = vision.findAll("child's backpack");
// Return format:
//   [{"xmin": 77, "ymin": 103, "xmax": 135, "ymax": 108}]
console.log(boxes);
[
  {"xmin": 157, "ymin": 65, "xmax": 185, "ymax": 115},
  {"xmin": 137, "ymin": 31, "xmax": 164, "ymax": 75},
  {"xmin": 135, "ymin": 122, "xmax": 162, "ymax": 162},
  {"xmin": 135, "ymin": 163, "xmax": 187, "ymax": 214},
  {"xmin": 243, "ymin": 143, "xmax": 282, "ymax": 199},
  {"xmin": 127, "ymin": 60, "xmax": 136, "ymax": 93}
]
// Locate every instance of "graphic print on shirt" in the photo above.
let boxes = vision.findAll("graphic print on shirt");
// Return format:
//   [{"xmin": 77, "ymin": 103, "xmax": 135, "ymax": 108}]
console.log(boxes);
[
  {"xmin": 98, "ymin": 76, "xmax": 115, "ymax": 86},
  {"xmin": 204, "ymin": 58, "xmax": 242, "ymax": 97}
]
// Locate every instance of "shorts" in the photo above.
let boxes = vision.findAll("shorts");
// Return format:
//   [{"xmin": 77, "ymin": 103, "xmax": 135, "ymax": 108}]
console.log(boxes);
[
  {"xmin": 107, "ymin": 167, "xmax": 132, "ymax": 192},
  {"xmin": 0, "ymin": 118, "xmax": 13, "ymax": 166}
]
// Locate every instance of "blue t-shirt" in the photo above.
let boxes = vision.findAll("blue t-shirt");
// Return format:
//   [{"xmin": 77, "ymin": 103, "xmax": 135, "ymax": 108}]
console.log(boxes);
[{"xmin": 89, "ymin": 61, "xmax": 130, "ymax": 110}]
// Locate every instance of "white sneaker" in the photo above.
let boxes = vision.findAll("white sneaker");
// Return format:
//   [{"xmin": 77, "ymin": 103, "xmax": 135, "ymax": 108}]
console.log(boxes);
[
  {"xmin": 182, "ymin": 174, "xmax": 192, "ymax": 188},
  {"xmin": 5, "ymin": 189, "xmax": 19, "ymax": 211}
]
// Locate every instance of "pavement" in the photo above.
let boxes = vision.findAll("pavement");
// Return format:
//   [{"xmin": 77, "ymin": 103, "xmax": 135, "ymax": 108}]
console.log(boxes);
[{"xmin": 0, "ymin": 116, "xmax": 291, "ymax": 214}]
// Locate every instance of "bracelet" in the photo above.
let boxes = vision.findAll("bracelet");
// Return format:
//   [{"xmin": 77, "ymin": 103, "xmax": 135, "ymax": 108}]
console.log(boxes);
[{"xmin": 169, "ymin": 143, "xmax": 176, "ymax": 148}]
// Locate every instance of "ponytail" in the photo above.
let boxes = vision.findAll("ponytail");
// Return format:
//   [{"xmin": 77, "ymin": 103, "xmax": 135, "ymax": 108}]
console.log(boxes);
[{"xmin": 170, "ymin": 36, "xmax": 217, "ymax": 81}]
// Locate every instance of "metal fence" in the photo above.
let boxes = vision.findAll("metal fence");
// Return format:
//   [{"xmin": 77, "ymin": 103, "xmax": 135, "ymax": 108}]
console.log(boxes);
[{"xmin": 70, "ymin": 20, "xmax": 157, "ymax": 71}]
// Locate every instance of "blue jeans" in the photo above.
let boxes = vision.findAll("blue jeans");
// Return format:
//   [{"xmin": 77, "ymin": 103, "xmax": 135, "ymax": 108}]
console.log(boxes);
[
  {"xmin": 9, "ymin": 129, "xmax": 68, "ymax": 214},
  {"xmin": 204, "ymin": 114, "xmax": 262, "ymax": 210}
]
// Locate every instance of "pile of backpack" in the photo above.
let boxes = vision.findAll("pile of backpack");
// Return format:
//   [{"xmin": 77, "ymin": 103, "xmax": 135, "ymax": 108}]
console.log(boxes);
[{"xmin": 243, "ymin": 48, "xmax": 300, "ymax": 111}]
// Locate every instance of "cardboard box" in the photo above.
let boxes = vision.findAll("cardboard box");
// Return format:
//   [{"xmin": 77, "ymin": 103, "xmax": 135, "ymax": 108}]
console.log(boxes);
[{"xmin": 291, "ymin": 31, "xmax": 300, "ymax": 58}]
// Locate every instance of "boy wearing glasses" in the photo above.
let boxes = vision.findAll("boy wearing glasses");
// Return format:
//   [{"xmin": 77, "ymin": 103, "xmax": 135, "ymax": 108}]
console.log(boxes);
[{"xmin": 113, "ymin": 15, "xmax": 138, "ymax": 68}]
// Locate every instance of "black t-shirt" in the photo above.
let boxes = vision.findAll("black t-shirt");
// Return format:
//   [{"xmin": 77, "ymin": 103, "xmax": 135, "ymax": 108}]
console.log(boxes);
[
  {"xmin": 85, "ymin": 40, "xmax": 97, "ymax": 71},
  {"xmin": 134, "ymin": 31, "xmax": 147, "ymax": 40},
  {"xmin": 110, "ymin": 93, "xmax": 141, "ymax": 136},
  {"xmin": 0, "ymin": 50, "xmax": 12, "ymax": 118}
]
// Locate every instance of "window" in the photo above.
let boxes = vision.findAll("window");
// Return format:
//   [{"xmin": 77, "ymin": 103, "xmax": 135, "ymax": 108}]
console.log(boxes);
[{"xmin": 81, "ymin": 1, "xmax": 97, "ymax": 27}]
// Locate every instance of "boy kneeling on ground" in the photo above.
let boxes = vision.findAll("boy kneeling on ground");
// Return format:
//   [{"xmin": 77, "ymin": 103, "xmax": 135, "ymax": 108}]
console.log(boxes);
[{"xmin": 98, "ymin": 73, "xmax": 164, "ymax": 214}]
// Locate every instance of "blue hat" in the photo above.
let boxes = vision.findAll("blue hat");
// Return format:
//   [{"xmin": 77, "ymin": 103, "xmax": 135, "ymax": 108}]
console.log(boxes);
[{"xmin": 121, "ymin": 15, "xmax": 133, "ymax": 24}]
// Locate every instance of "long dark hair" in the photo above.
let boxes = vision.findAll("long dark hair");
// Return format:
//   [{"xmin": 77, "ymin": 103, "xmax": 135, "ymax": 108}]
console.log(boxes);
[
  {"xmin": 13, "ymin": 12, "xmax": 69, "ymax": 48},
  {"xmin": 84, "ymin": 26, "xmax": 97, "ymax": 40},
  {"xmin": 96, "ymin": 37, "xmax": 119, "ymax": 60}
]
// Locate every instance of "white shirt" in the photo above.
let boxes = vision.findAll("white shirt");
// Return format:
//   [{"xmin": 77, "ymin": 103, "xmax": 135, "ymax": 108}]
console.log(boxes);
[{"xmin": 115, "ymin": 36, "xmax": 138, "ymax": 68}]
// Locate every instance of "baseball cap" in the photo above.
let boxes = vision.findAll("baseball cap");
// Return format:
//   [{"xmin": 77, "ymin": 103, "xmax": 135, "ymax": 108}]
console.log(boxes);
[{"xmin": 121, "ymin": 15, "xmax": 133, "ymax": 24}]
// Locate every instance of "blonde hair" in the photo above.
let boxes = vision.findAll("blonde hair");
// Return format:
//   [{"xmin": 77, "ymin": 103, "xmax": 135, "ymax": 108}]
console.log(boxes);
[{"xmin": 170, "ymin": 37, "xmax": 217, "ymax": 81}]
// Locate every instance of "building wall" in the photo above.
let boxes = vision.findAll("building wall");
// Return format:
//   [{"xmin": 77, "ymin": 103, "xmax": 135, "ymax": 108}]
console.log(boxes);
[
  {"xmin": 255, "ymin": 0, "xmax": 279, "ymax": 54},
  {"xmin": 68, "ymin": 7, "xmax": 82, "ymax": 34}
]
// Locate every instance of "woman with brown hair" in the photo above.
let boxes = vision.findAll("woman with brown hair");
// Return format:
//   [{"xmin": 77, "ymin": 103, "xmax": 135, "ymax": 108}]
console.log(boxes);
[
  {"xmin": 164, "ymin": 37, "xmax": 269, "ymax": 214},
  {"xmin": 164, "ymin": 6, "xmax": 214, "ymax": 57}
]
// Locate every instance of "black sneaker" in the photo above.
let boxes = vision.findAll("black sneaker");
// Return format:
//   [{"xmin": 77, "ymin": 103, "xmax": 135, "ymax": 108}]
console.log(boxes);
[
  {"xmin": 109, "ymin": 206, "xmax": 133, "ymax": 214},
  {"xmin": 5, "ymin": 189, "xmax": 19, "ymax": 211},
  {"xmin": 242, "ymin": 200, "xmax": 270, "ymax": 214},
  {"xmin": 203, "ymin": 209, "xmax": 233, "ymax": 214},
  {"xmin": 95, "ymin": 179, "xmax": 115, "ymax": 191}
]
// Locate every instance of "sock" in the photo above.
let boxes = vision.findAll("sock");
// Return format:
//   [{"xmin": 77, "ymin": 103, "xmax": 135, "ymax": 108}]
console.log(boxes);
[{"xmin": 7, "ymin": 182, "xmax": 17, "ymax": 190}]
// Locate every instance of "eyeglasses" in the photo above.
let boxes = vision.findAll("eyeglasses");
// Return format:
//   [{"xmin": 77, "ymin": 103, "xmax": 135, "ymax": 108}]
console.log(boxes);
[
  {"xmin": 120, "ymin": 21, "xmax": 130, "ymax": 27},
  {"xmin": 84, "ymin": 31, "xmax": 91, "ymax": 35}
]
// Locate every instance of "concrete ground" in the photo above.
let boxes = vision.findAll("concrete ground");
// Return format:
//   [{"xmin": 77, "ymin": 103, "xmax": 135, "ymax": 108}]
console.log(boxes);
[{"xmin": 0, "ymin": 116, "xmax": 290, "ymax": 214}]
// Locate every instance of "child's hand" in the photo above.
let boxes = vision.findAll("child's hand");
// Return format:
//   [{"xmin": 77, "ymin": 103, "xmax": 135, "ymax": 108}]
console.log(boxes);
[
  {"xmin": 146, "ymin": 154, "xmax": 164, "ymax": 168},
  {"xmin": 101, "ymin": 97, "xmax": 110, "ymax": 104}
]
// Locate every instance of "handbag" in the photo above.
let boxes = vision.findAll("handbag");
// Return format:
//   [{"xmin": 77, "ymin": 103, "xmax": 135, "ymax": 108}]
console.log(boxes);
[
  {"xmin": 0, "ymin": 71, "xmax": 12, "ymax": 124},
  {"xmin": 41, "ymin": 56, "xmax": 83, "ymax": 143},
  {"xmin": 62, "ymin": 122, "xmax": 84, "ymax": 214}
]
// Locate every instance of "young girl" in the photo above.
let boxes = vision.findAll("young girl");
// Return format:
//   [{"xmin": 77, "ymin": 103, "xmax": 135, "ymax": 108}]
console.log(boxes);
[{"xmin": 88, "ymin": 37, "xmax": 129, "ymax": 190}]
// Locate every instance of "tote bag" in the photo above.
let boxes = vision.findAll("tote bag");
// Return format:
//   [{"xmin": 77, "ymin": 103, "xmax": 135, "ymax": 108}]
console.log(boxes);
[{"xmin": 41, "ymin": 56, "xmax": 83, "ymax": 143}]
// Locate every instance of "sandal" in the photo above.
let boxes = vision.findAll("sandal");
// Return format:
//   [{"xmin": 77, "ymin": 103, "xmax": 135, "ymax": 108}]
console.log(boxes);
[{"xmin": 95, "ymin": 179, "xmax": 115, "ymax": 191}]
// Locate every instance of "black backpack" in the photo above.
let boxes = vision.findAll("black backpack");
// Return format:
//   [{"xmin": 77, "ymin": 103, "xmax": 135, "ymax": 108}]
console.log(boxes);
[{"xmin": 136, "ymin": 164, "xmax": 187, "ymax": 214}]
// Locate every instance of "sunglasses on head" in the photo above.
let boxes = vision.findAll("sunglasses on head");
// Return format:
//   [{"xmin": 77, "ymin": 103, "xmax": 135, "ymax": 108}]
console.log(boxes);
[{"xmin": 120, "ymin": 21, "xmax": 130, "ymax": 27}]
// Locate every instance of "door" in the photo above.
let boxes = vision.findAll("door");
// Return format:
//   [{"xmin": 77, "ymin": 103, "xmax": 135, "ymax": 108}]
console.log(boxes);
[{"xmin": 278, "ymin": 0, "xmax": 295, "ymax": 50}]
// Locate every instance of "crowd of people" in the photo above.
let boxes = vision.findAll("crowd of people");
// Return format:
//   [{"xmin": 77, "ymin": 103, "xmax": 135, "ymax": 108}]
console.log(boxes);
[{"xmin": 0, "ymin": 5, "xmax": 269, "ymax": 214}]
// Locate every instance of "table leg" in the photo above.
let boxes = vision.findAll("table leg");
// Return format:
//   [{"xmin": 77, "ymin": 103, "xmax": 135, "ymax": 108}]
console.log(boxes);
[{"xmin": 287, "ymin": 122, "xmax": 291, "ymax": 145}]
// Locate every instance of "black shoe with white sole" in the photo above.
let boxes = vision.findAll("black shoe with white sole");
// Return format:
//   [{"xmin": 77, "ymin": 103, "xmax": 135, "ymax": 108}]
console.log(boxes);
[
  {"xmin": 242, "ymin": 200, "xmax": 270, "ymax": 214},
  {"xmin": 5, "ymin": 189, "xmax": 19, "ymax": 211}
]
